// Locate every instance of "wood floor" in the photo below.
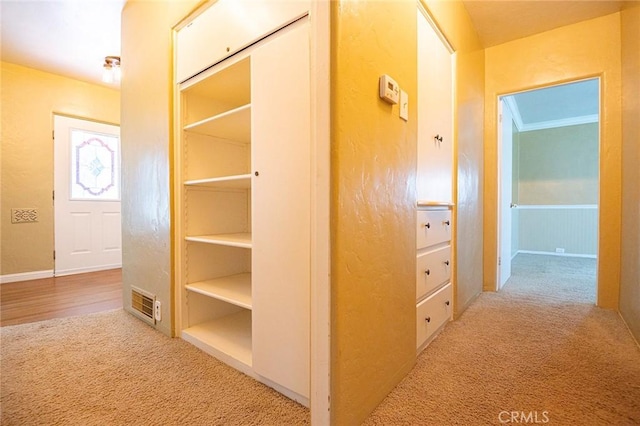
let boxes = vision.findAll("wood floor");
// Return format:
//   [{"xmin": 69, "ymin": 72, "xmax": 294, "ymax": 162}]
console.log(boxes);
[{"xmin": 0, "ymin": 269, "xmax": 123, "ymax": 327}]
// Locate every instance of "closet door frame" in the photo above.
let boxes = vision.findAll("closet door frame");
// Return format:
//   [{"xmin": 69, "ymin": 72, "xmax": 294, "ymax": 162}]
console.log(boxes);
[{"xmin": 308, "ymin": 1, "xmax": 331, "ymax": 423}]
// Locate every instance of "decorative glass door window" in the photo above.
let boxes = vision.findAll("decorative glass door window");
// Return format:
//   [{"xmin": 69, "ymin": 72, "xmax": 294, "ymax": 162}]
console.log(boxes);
[{"xmin": 70, "ymin": 129, "xmax": 120, "ymax": 200}]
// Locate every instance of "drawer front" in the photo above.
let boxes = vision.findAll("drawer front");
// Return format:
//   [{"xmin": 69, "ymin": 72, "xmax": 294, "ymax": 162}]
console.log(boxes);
[
  {"xmin": 416, "ymin": 245, "xmax": 451, "ymax": 300},
  {"xmin": 416, "ymin": 282, "xmax": 453, "ymax": 349},
  {"xmin": 417, "ymin": 209, "xmax": 452, "ymax": 249}
]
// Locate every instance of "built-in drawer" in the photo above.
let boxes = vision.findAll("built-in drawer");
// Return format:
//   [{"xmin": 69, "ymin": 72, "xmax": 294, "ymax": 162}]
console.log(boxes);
[
  {"xmin": 416, "ymin": 209, "xmax": 451, "ymax": 249},
  {"xmin": 416, "ymin": 282, "xmax": 452, "ymax": 350},
  {"xmin": 416, "ymin": 245, "xmax": 451, "ymax": 301}
]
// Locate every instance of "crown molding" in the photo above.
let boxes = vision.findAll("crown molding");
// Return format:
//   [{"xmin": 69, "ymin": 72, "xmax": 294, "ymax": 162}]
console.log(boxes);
[
  {"xmin": 504, "ymin": 95, "xmax": 598, "ymax": 132},
  {"xmin": 519, "ymin": 114, "xmax": 599, "ymax": 132},
  {"xmin": 503, "ymin": 96, "xmax": 524, "ymax": 130}
]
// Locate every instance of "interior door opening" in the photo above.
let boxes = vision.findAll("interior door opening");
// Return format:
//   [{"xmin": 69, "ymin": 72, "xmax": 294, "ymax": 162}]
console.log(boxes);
[{"xmin": 497, "ymin": 78, "xmax": 600, "ymax": 304}]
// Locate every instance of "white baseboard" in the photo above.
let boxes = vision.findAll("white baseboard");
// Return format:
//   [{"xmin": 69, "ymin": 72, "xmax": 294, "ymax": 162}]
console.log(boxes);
[
  {"xmin": 1, "ymin": 264, "xmax": 122, "ymax": 284},
  {"xmin": 517, "ymin": 250, "xmax": 597, "ymax": 259},
  {"xmin": 1, "ymin": 270, "xmax": 54, "ymax": 284},
  {"xmin": 54, "ymin": 264, "xmax": 122, "ymax": 277},
  {"xmin": 618, "ymin": 312, "xmax": 640, "ymax": 349}
]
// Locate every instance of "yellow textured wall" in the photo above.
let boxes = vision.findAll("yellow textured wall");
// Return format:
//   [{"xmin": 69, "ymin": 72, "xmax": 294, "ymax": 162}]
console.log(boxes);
[
  {"xmin": 330, "ymin": 1, "xmax": 417, "ymax": 423},
  {"xmin": 423, "ymin": 0, "xmax": 485, "ymax": 316},
  {"xmin": 620, "ymin": 4, "xmax": 640, "ymax": 341},
  {"xmin": 483, "ymin": 13, "xmax": 622, "ymax": 309},
  {"xmin": 0, "ymin": 62, "xmax": 120, "ymax": 277},
  {"xmin": 120, "ymin": 0, "xmax": 199, "ymax": 336}
]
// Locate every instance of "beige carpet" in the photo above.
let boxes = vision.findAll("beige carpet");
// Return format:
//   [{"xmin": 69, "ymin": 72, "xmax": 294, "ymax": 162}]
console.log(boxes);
[
  {"xmin": 2, "ymin": 254, "xmax": 639, "ymax": 425},
  {"xmin": 0, "ymin": 310, "xmax": 310, "ymax": 425},
  {"xmin": 365, "ymin": 254, "xmax": 640, "ymax": 425}
]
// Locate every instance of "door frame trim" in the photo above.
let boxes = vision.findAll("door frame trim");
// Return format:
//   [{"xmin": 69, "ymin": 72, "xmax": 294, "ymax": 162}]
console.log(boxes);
[{"xmin": 494, "ymin": 79, "xmax": 601, "ymax": 296}]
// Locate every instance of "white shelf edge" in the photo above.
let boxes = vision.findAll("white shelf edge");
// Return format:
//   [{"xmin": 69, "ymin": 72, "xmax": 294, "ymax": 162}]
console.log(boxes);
[
  {"xmin": 186, "ymin": 233, "xmax": 252, "ymax": 248},
  {"xmin": 182, "ymin": 310, "xmax": 252, "ymax": 368},
  {"xmin": 184, "ymin": 174, "xmax": 252, "ymax": 188},
  {"xmin": 417, "ymin": 200, "xmax": 455, "ymax": 208},
  {"xmin": 186, "ymin": 273, "xmax": 252, "ymax": 309},
  {"xmin": 184, "ymin": 103, "xmax": 251, "ymax": 131}
]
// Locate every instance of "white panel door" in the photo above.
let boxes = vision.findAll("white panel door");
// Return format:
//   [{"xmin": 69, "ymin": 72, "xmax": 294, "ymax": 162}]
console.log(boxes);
[
  {"xmin": 54, "ymin": 115, "xmax": 121, "ymax": 276},
  {"xmin": 417, "ymin": 8, "xmax": 453, "ymax": 203},
  {"xmin": 498, "ymin": 99, "xmax": 513, "ymax": 288},
  {"xmin": 251, "ymin": 19, "xmax": 310, "ymax": 399}
]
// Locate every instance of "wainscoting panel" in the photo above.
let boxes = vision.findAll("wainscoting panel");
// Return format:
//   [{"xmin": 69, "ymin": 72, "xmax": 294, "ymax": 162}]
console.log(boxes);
[{"xmin": 517, "ymin": 205, "xmax": 598, "ymax": 257}]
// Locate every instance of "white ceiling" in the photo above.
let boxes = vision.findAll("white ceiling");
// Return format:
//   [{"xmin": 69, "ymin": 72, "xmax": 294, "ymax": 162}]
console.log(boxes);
[
  {"xmin": 0, "ymin": 0, "xmax": 628, "ymax": 105},
  {"xmin": 505, "ymin": 79, "xmax": 600, "ymax": 132},
  {"xmin": 0, "ymin": 0, "xmax": 125, "ymax": 87}
]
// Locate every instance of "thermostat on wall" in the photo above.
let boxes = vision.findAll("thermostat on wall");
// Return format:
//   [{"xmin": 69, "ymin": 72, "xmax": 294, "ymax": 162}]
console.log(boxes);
[{"xmin": 379, "ymin": 74, "xmax": 399, "ymax": 104}]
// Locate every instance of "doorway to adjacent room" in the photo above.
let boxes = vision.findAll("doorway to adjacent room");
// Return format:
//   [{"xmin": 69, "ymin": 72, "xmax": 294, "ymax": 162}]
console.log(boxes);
[{"xmin": 496, "ymin": 78, "xmax": 599, "ymax": 303}]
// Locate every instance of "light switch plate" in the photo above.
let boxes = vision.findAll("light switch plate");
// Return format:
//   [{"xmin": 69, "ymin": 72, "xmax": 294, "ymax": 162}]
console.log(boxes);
[{"xmin": 400, "ymin": 90, "xmax": 408, "ymax": 121}]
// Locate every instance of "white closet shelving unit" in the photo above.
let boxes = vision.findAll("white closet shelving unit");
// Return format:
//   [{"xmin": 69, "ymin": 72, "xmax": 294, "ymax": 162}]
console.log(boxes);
[
  {"xmin": 178, "ymin": 55, "xmax": 254, "ymax": 369},
  {"xmin": 174, "ymin": 1, "xmax": 311, "ymax": 406}
]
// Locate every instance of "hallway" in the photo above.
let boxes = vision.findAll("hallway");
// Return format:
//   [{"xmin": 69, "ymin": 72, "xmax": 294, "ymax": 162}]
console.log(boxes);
[{"xmin": 364, "ymin": 254, "xmax": 639, "ymax": 424}]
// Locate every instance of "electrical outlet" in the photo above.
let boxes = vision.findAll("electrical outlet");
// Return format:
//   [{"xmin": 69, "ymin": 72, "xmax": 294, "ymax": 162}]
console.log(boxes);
[
  {"xmin": 154, "ymin": 300, "xmax": 162, "ymax": 321},
  {"xmin": 555, "ymin": 248, "xmax": 565, "ymax": 253}
]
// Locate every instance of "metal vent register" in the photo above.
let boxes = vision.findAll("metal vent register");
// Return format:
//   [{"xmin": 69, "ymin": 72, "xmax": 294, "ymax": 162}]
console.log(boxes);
[{"xmin": 131, "ymin": 286, "xmax": 155, "ymax": 324}]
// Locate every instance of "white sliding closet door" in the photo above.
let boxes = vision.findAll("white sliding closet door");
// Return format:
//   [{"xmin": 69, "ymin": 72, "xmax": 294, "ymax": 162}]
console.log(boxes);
[{"xmin": 251, "ymin": 19, "xmax": 311, "ymax": 399}]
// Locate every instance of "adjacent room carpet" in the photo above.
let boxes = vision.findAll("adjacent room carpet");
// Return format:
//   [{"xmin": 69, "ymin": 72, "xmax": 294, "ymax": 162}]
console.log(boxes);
[{"xmin": 2, "ymin": 254, "xmax": 638, "ymax": 425}]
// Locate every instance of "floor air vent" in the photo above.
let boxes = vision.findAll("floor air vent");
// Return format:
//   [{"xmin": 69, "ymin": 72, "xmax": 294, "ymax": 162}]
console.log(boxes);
[{"xmin": 131, "ymin": 286, "xmax": 156, "ymax": 325}]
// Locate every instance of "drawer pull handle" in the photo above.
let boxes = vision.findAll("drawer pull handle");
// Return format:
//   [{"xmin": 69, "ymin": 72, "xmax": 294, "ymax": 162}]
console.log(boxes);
[
  {"xmin": 443, "ymin": 220, "xmax": 450, "ymax": 226},
  {"xmin": 425, "ymin": 269, "xmax": 430, "ymax": 276},
  {"xmin": 445, "ymin": 300, "xmax": 450, "ymax": 306},
  {"xmin": 425, "ymin": 316, "xmax": 431, "ymax": 323},
  {"xmin": 444, "ymin": 260, "xmax": 450, "ymax": 266},
  {"xmin": 434, "ymin": 134, "xmax": 443, "ymax": 143},
  {"xmin": 425, "ymin": 222, "xmax": 431, "ymax": 229}
]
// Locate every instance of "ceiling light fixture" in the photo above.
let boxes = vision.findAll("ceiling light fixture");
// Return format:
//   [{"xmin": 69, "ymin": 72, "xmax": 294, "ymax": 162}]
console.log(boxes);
[{"xmin": 102, "ymin": 56, "xmax": 121, "ymax": 84}]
